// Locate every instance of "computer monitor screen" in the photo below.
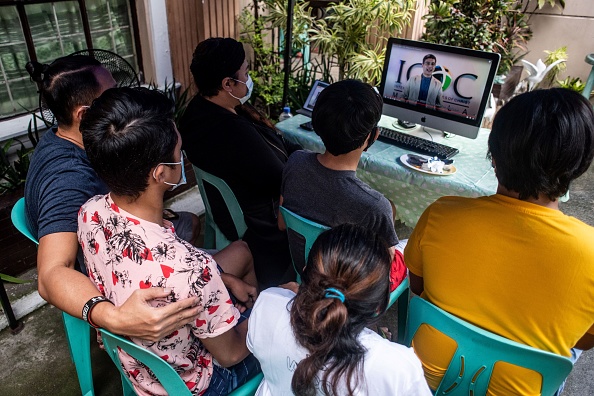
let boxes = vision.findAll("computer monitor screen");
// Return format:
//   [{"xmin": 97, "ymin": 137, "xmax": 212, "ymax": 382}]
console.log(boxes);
[
  {"xmin": 304, "ymin": 80, "xmax": 329, "ymax": 112},
  {"xmin": 379, "ymin": 38, "xmax": 500, "ymax": 139}
]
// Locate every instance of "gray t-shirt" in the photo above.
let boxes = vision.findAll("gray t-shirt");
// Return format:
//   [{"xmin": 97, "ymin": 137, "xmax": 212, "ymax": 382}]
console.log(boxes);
[{"xmin": 281, "ymin": 150, "xmax": 398, "ymax": 269}]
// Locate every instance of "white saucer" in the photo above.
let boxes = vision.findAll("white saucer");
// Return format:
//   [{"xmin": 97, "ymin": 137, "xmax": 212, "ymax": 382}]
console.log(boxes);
[{"xmin": 399, "ymin": 154, "xmax": 457, "ymax": 176}]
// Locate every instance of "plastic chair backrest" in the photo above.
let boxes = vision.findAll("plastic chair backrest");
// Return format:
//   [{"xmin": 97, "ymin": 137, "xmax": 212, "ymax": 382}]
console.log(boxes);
[
  {"xmin": 100, "ymin": 328, "xmax": 192, "ymax": 395},
  {"xmin": 62, "ymin": 312, "xmax": 94, "ymax": 396},
  {"xmin": 404, "ymin": 296, "xmax": 573, "ymax": 395},
  {"xmin": 228, "ymin": 372, "xmax": 264, "ymax": 396},
  {"xmin": 582, "ymin": 53, "xmax": 594, "ymax": 100},
  {"xmin": 389, "ymin": 276, "xmax": 410, "ymax": 344},
  {"xmin": 279, "ymin": 206, "xmax": 329, "ymax": 282},
  {"xmin": 11, "ymin": 197, "xmax": 95, "ymax": 396},
  {"xmin": 279, "ymin": 205, "xmax": 410, "ymax": 342},
  {"xmin": 193, "ymin": 166, "xmax": 247, "ymax": 250},
  {"xmin": 100, "ymin": 328, "xmax": 263, "ymax": 396},
  {"xmin": 11, "ymin": 197, "xmax": 37, "ymax": 244}
]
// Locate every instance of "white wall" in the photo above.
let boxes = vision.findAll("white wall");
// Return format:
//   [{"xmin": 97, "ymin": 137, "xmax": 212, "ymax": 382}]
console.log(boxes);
[
  {"xmin": 136, "ymin": 0, "xmax": 173, "ymax": 86},
  {"xmin": 523, "ymin": 0, "xmax": 594, "ymax": 83}
]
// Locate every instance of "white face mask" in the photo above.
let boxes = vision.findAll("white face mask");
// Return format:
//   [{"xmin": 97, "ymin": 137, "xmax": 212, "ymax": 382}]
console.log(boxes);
[
  {"xmin": 153, "ymin": 151, "xmax": 187, "ymax": 191},
  {"xmin": 228, "ymin": 75, "xmax": 253, "ymax": 105}
]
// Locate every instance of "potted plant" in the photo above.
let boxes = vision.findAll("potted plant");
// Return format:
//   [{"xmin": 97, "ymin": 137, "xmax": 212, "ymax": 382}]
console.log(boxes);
[
  {"xmin": 0, "ymin": 117, "xmax": 40, "ymax": 333},
  {"xmin": 308, "ymin": 0, "xmax": 415, "ymax": 84},
  {"xmin": 240, "ymin": 0, "xmax": 415, "ymax": 118},
  {"xmin": 0, "ymin": 136, "xmax": 37, "ymax": 275},
  {"xmin": 422, "ymin": 0, "xmax": 566, "ymax": 102},
  {"xmin": 422, "ymin": 0, "xmax": 532, "ymax": 76}
]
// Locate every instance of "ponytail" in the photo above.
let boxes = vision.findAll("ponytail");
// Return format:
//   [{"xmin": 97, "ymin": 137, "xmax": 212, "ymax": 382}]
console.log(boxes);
[
  {"xmin": 25, "ymin": 61, "xmax": 49, "ymax": 83},
  {"xmin": 290, "ymin": 224, "xmax": 391, "ymax": 395}
]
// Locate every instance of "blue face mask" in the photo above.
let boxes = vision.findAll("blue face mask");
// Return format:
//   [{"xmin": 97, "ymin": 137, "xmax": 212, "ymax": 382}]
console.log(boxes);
[{"xmin": 154, "ymin": 151, "xmax": 187, "ymax": 191}]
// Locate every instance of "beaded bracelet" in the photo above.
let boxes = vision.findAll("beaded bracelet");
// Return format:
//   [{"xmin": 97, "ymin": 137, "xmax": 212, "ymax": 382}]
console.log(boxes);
[{"xmin": 81, "ymin": 296, "xmax": 113, "ymax": 328}]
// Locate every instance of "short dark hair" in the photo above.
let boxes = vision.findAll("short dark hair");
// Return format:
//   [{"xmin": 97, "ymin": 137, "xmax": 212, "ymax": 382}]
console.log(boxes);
[
  {"xmin": 80, "ymin": 87, "xmax": 177, "ymax": 199},
  {"xmin": 312, "ymin": 79, "xmax": 382, "ymax": 155},
  {"xmin": 190, "ymin": 37, "xmax": 245, "ymax": 97},
  {"xmin": 26, "ymin": 55, "xmax": 103, "ymax": 127},
  {"xmin": 488, "ymin": 88, "xmax": 594, "ymax": 201},
  {"xmin": 290, "ymin": 223, "xmax": 391, "ymax": 396},
  {"xmin": 423, "ymin": 54, "xmax": 436, "ymax": 63}
]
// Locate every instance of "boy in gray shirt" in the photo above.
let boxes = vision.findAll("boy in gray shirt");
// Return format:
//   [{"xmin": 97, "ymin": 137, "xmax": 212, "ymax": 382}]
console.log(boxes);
[{"xmin": 279, "ymin": 79, "xmax": 405, "ymax": 288}]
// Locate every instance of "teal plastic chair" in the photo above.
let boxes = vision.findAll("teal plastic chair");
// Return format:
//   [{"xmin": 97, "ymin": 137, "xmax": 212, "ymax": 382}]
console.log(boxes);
[
  {"xmin": 279, "ymin": 206, "xmax": 409, "ymax": 342},
  {"xmin": 193, "ymin": 166, "xmax": 247, "ymax": 250},
  {"xmin": 229, "ymin": 371, "xmax": 264, "ymax": 396},
  {"xmin": 100, "ymin": 328, "xmax": 263, "ymax": 396},
  {"xmin": 404, "ymin": 296, "xmax": 574, "ymax": 395},
  {"xmin": 10, "ymin": 198, "xmax": 37, "ymax": 244},
  {"xmin": 389, "ymin": 276, "xmax": 410, "ymax": 344},
  {"xmin": 279, "ymin": 206, "xmax": 329, "ymax": 283},
  {"xmin": 11, "ymin": 197, "xmax": 95, "ymax": 396},
  {"xmin": 582, "ymin": 53, "xmax": 594, "ymax": 100}
]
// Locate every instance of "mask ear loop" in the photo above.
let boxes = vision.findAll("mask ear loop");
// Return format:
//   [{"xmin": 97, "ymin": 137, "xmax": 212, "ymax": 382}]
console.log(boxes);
[
  {"xmin": 152, "ymin": 152, "xmax": 187, "ymax": 190},
  {"xmin": 152, "ymin": 163, "xmax": 164, "ymax": 184}
]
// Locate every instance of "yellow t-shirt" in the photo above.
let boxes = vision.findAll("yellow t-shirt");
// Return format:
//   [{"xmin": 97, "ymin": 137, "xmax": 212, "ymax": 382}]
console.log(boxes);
[{"xmin": 404, "ymin": 194, "xmax": 594, "ymax": 395}]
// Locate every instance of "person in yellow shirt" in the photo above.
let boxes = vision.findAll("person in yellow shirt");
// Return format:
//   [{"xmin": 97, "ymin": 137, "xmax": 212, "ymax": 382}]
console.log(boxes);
[{"xmin": 404, "ymin": 88, "xmax": 594, "ymax": 395}]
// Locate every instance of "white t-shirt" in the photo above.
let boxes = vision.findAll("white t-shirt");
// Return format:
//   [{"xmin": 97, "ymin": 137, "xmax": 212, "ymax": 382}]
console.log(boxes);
[{"xmin": 247, "ymin": 288, "xmax": 431, "ymax": 395}]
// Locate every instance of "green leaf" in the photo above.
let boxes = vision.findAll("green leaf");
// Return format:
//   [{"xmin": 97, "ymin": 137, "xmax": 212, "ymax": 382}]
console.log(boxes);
[{"xmin": 0, "ymin": 273, "xmax": 32, "ymax": 284}]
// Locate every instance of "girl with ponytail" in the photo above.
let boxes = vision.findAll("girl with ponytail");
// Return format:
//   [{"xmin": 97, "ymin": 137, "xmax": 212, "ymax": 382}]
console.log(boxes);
[{"xmin": 247, "ymin": 224, "xmax": 430, "ymax": 395}]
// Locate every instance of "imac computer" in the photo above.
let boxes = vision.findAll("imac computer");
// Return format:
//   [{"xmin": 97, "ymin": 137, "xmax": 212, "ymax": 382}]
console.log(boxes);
[{"xmin": 379, "ymin": 38, "xmax": 500, "ymax": 139}]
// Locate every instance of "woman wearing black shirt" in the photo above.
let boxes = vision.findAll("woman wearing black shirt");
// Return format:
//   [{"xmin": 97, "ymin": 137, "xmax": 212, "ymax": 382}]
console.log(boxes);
[{"xmin": 179, "ymin": 37, "xmax": 300, "ymax": 287}]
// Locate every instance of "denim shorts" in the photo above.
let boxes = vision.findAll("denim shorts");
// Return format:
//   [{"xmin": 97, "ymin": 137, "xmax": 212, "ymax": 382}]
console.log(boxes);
[
  {"xmin": 170, "ymin": 210, "xmax": 194, "ymax": 242},
  {"xmin": 203, "ymin": 353, "xmax": 261, "ymax": 396}
]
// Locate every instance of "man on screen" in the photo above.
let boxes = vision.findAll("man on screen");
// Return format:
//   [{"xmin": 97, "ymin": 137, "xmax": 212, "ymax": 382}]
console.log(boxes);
[{"xmin": 403, "ymin": 54, "xmax": 442, "ymax": 109}]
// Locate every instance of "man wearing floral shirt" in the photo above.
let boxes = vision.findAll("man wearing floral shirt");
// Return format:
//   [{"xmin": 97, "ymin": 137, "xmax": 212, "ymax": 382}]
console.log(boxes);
[{"xmin": 78, "ymin": 87, "xmax": 260, "ymax": 396}]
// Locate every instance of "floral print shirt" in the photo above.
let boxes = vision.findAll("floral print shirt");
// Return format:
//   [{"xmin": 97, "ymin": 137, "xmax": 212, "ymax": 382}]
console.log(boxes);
[{"xmin": 78, "ymin": 194, "xmax": 239, "ymax": 396}]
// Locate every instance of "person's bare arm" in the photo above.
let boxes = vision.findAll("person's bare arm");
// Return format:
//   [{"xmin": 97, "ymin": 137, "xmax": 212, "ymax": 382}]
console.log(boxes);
[
  {"xmin": 220, "ymin": 273, "xmax": 257, "ymax": 311},
  {"xmin": 200, "ymin": 319, "xmax": 250, "ymax": 367},
  {"xmin": 213, "ymin": 240, "xmax": 258, "ymax": 311},
  {"xmin": 37, "ymin": 232, "xmax": 100, "ymax": 313},
  {"xmin": 278, "ymin": 195, "xmax": 286, "ymax": 231},
  {"xmin": 409, "ymin": 271, "xmax": 424, "ymax": 296},
  {"xmin": 37, "ymin": 232, "xmax": 201, "ymax": 341},
  {"xmin": 574, "ymin": 332, "xmax": 594, "ymax": 350}
]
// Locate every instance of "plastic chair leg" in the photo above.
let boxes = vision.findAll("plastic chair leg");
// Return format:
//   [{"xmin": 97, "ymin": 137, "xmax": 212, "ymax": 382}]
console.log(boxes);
[
  {"xmin": 62, "ymin": 312, "xmax": 95, "ymax": 396},
  {"xmin": 396, "ymin": 288, "xmax": 410, "ymax": 345}
]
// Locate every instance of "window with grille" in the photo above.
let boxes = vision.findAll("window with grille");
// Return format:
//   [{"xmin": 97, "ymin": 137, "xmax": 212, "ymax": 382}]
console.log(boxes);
[{"xmin": 0, "ymin": 0, "xmax": 141, "ymax": 120}]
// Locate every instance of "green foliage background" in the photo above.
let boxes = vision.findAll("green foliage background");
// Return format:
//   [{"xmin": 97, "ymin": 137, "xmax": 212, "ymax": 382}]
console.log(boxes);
[{"xmin": 239, "ymin": 0, "xmax": 414, "ymax": 119}]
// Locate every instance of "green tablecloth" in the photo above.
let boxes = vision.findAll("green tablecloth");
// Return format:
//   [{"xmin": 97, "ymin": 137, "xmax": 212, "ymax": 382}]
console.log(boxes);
[{"xmin": 277, "ymin": 114, "xmax": 498, "ymax": 227}]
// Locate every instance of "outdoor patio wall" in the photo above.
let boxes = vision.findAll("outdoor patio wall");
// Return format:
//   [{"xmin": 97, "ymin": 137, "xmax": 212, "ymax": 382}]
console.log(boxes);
[{"xmin": 522, "ymin": 0, "xmax": 594, "ymax": 82}]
